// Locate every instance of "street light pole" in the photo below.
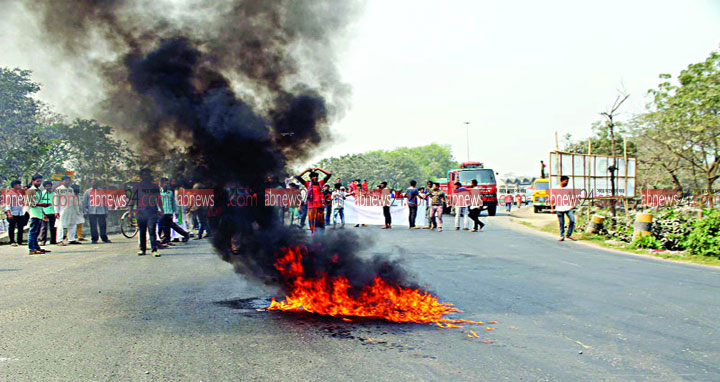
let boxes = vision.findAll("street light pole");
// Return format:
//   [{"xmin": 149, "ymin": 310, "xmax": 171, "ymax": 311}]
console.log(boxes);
[{"xmin": 464, "ymin": 121, "xmax": 470, "ymax": 162}]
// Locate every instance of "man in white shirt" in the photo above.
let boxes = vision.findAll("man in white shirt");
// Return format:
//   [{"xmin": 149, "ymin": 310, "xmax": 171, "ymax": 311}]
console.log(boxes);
[
  {"xmin": 554, "ymin": 176, "xmax": 577, "ymax": 241},
  {"xmin": 54, "ymin": 176, "xmax": 84, "ymax": 245},
  {"xmin": 331, "ymin": 183, "xmax": 346, "ymax": 229}
]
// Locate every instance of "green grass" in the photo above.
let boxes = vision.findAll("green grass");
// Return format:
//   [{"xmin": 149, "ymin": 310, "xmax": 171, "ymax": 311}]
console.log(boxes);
[
  {"xmin": 514, "ymin": 219, "xmax": 558, "ymax": 235},
  {"xmin": 512, "ymin": 218, "xmax": 720, "ymax": 267}
]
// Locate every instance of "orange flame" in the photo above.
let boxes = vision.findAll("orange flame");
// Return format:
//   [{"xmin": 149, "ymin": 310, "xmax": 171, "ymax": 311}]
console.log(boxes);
[{"xmin": 266, "ymin": 246, "xmax": 483, "ymax": 328}]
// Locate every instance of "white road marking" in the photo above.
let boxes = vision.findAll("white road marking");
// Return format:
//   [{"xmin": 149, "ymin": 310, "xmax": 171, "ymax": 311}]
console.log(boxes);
[{"xmin": 559, "ymin": 260, "xmax": 580, "ymax": 267}]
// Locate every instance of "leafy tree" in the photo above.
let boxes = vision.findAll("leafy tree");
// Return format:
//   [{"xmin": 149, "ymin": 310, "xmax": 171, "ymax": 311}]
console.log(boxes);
[
  {"xmin": 57, "ymin": 119, "xmax": 139, "ymax": 186},
  {"xmin": 0, "ymin": 68, "xmax": 66, "ymax": 182},
  {"xmin": 638, "ymin": 50, "xmax": 720, "ymax": 191},
  {"xmin": 314, "ymin": 143, "xmax": 458, "ymax": 189}
]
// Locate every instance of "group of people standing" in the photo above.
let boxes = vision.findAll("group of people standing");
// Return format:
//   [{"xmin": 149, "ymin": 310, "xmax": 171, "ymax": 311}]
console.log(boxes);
[
  {"xmin": 290, "ymin": 167, "xmax": 352, "ymax": 233},
  {"xmin": 4, "ymin": 169, "xmax": 211, "ymax": 257},
  {"xmin": 282, "ymin": 169, "xmax": 488, "ymax": 234},
  {"xmin": 4, "ymin": 174, "xmax": 111, "ymax": 255},
  {"xmin": 402, "ymin": 180, "xmax": 485, "ymax": 232}
]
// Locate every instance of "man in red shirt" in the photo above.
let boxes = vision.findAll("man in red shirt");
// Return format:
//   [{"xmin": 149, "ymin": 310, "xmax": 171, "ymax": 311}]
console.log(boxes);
[
  {"xmin": 295, "ymin": 167, "xmax": 332, "ymax": 233},
  {"xmin": 348, "ymin": 179, "xmax": 358, "ymax": 193},
  {"xmin": 504, "ymin": 193, "xmax": 514, "ymax": 213}
]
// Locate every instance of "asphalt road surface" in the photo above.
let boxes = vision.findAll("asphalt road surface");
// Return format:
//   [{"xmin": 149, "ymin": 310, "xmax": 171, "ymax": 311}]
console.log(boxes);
[{"xmin": 2, "ymin": 213, "xmax": 719, "ymax": 381}]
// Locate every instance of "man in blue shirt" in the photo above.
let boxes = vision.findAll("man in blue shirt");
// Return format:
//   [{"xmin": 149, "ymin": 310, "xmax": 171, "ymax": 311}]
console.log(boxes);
[
  {"xmin": 132, "ymin": 168, "xmax": 162, "ymax": 257},
  {"xmin": 405, "ymin": 180, "xmax": 420, "ymax": 229}
]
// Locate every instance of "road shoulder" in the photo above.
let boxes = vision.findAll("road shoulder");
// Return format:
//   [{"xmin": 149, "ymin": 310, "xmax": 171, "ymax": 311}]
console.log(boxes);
[{"xmin": 506, "ymin": 205, "xmax": 720, "ymax": 270}]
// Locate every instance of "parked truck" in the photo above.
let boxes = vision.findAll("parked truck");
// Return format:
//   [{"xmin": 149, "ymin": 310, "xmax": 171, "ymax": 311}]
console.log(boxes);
[
  {"xmin": 532, "ymin": 178, "xmax": 550, "ymax": 213},
  {"xmin": 439, "ymin": 162, "xmax": 498, "ymax": 216}
]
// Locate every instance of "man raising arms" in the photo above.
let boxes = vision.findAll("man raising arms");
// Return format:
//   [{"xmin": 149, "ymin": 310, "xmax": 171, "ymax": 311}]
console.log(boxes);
[{"xmin": 295, "ymin": 167, "xmax": 332, "ymax": 233}]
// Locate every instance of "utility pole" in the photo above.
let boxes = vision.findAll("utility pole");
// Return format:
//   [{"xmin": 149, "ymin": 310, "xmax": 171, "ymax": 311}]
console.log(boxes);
[
  {"xmin": 600, "ymin": 92, "xmax": 629, "ymax": 228},
  {"xmin": 464, "ymin": 121, "xmax": 470, "ymax": 162}
]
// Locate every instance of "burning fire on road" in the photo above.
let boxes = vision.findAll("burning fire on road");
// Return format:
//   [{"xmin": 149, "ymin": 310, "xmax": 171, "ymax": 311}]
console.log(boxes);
[{"xmin": 266, "ymin": 245, "xmax": 485, "ymax": 331}]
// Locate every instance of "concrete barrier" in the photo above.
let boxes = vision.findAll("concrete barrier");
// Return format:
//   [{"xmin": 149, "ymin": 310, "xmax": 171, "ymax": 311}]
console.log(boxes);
[
  {"xmin": 633, "ymin": 213, "xmax": 653, "ymax": 240},
  {"xmin": 586, "ymin": 214, "xmax": 605, "ymax": 234}
]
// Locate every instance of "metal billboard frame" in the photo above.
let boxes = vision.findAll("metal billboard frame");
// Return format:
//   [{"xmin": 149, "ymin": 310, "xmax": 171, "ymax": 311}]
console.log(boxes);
[{"xmin": 548, "ymin": 151, "xmax": 637, "ymax": 199}]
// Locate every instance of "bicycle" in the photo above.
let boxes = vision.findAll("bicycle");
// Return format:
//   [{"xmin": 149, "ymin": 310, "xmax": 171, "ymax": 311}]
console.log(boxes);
[{"xmin": 120, "ymin": 206, "xmax": 138, "ymax": 239}]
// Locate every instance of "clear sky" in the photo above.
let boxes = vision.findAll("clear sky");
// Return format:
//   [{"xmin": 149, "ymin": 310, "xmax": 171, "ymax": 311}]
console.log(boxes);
[
  {"xmin": 321, "ymin": 0, "xmax": 720, "ymax": 177},
  {"xmin": 2, "ymin": 0, "xmax": 719, "ymax": 178}
]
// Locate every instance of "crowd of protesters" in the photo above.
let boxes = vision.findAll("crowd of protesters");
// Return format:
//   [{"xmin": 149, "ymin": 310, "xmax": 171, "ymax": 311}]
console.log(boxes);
[
  {"xmin": 4, "ymin": 166, "xmax": 504, "ymax": 255},
  {"xmin": 276, "ymin": 168, "xmax": 490, "ymax": 234},
  {"xmin": 3, "ymin": 170, "xmax": 211, "ymax": 256},
  {"xmin": 3, "ymin": 174, "xmax": 111, "ymax": 255}
]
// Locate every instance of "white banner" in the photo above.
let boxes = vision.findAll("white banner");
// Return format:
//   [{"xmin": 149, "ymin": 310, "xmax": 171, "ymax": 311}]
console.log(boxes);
[{"xmin": 342, "ymin": 196, "xmax": 427, "ymax": 226}]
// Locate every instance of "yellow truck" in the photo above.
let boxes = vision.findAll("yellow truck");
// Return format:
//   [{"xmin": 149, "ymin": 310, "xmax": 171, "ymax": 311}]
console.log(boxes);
[{"xmin": 532, "ymin": 179, "xmax": 550, "ymax": 213}]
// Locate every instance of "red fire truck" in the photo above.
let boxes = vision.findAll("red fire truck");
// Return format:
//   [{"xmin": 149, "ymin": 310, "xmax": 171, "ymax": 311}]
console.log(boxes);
[{"xmin": 440, "ymin": 161, "xmax": 498, "ymax": 216}]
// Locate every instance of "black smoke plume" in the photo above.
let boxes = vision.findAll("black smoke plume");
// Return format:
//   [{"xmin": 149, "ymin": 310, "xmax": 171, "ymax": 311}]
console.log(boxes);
[{"xmin": 24, "ymin": 0, "xmax": 417, "ymax": 293}]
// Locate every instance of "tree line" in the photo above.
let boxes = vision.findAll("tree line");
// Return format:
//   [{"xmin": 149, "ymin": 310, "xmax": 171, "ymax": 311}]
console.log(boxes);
[{"xmin": 314, "ymin": 143, "xmax": 459, "ymax": 190}]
